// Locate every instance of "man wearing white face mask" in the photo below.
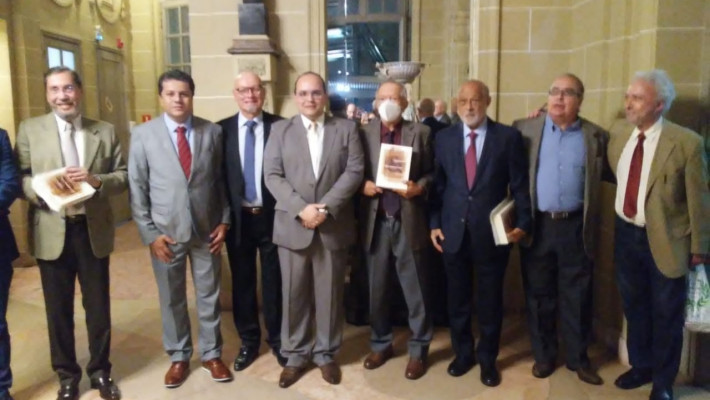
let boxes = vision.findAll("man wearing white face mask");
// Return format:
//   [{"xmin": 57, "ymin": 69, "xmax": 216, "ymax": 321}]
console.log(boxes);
[{"xmin": 358, "ymin": 80, "xmax": 434, "ymax": 380}]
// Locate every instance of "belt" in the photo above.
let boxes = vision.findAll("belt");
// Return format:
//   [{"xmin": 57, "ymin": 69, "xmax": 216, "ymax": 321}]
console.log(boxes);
[
  {"xmin": 537, "ymin": 210, "xmax": 582, "ymax": 220},
  {"xmin": 241, "ymin": 207, "xmax": 263, "ymax": 215},
  {"xmin": 64, "ymin": 214, "xmax": 87, "ymax": 223}
]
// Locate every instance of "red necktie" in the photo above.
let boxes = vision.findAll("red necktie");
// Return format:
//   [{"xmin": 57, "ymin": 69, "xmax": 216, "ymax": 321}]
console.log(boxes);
[
  {"xmin": 465, "ymin": 132, "xmax": 478, "ymax": 189},
  {"xmin": 623, "ymin": 131, "xmax": 645, "ymax": 218},
  {"xmin": 176, "ymin": 125, "xmax": 191, "ymax": 178}
]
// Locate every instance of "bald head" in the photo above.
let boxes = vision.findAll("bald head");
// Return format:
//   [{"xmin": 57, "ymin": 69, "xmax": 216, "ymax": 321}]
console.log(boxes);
[
  {"xmin": 434, "ymin": 99, "xmax": 447, "ymax": 118},
  {"xmin": 233, "ymin": 70, "xmax": 265, "ymax": 119},
  {"xmin": 417, "ymin": 98, "xmax": 435, "ymax": 118}
]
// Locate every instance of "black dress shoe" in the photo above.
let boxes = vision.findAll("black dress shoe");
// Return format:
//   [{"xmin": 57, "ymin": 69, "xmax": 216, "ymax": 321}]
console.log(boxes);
[
  {"xmin": 447, "ymin": 357, "xmax": 476, "ymax": 377},
  {"xmin": 272, "ymin": 347, "xmax": 288, "ymax": 367},
  {"xmin": 233, "ymin": 345, "xmax": 259, "ymax": 371},
  {"xmin": 614, "ymin": 367, "xmax": 652, "ymax": 390},
  {"xmin": 532, "ymin": 361, "xmax": 555, "ymax": 378},
  {"xmin": 480, "ymin": 364, "xmax": 501, "ymax": 387},
  {"xmin": 57, "ymin": 383, "xmax": 79, "ymax": 400},
  {"xmin": 649, "ymin": 386, "xmax": 673, "ymax": 400},
  {"xmin": 568, "ymin": 364, "xmax": 603, "ymax": 385},
  {"xmin": 90, "ymin": 376, "xmax": 121, "ymax": 400}
]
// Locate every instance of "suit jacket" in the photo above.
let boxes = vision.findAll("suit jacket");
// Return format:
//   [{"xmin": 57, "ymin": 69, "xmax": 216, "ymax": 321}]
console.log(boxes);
[
  {"xmin": 421, "ymin": 117, "xmax": 448, "ymax": 139},
  {"xmin": 218, "ymin": 111, "xmax": 283, "ymax": 246},
  {"xmin": 358, "ymin": 118, "xmax": 433, "ymax": 251},
  {"xmin": 514, "ymin": 114, "xmax": 610, "ymax": 258},
  {"xmin": 608, "ymin": 118, "xmax": 709, "ymax": 278},
  {"xmin": 436, "ymin": 114, "xmax": 452, "ymax": 125},
  {"xmin": 128, "ymin": 115, "xmax": 230, "ymax": 246},
  {"xmin": 15, "ymin": 113, "xmax": 127, "ymax": 260},
  {"xmin": 0, "ymin": 128, "xmax": 19, "ymax": 262},
  {"xmin": 263, "ymin": 115, "xmax": 364, "ymax": 251},
  {"xmin": 430, "ymin": 119, "xmax": 532, "ymax": 255}
]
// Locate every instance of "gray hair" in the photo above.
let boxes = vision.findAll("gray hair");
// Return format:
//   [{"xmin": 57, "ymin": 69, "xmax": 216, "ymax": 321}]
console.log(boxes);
[
  {"xmin": 633, "ymin": 69, "xmax": 676, "ymax": 114},
  {"xmin": 378, "ymin": 80, "xmax": 408, "ymax": 99}
]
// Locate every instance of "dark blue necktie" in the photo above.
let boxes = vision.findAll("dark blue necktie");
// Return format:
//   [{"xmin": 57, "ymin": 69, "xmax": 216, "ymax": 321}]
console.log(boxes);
[
  {"xmin": 243, "ymin": 120, "xmax": 257, "ymax": 202},
  {"xmin": 382, "ymin": 130, "xmax": 401, "ymax": 217}
]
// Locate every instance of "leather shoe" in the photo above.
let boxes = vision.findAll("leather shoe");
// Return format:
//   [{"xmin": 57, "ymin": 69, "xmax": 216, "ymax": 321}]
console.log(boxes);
[
  {"xmin": 320, "ymin": 362, "xmax": 342, "ymax": 384},
  {"xmin": 233, "ymin": 345, "xmax": 259, "ymax": 371},
  {"xmin": 568, "ymin": 364, "xmax": 603, "ymax": 385},
  {"xmin": 447, "ymin": 357, "xmax": 475, "ymax": 377},
  {"xmin": 56, "ymin": 383, "xmax": 79, "ymax": 400},
  {"xmin": 480, "ymin": 364, "xmax": 501, "ymax": 387},
  {"xmin": 279, "ymin": 366, "xmax": 305, "ymax": 388},
  {"xmin": 272, "ymin": 347, "xmax": 288, "ymax": 367},
  {"xmin": 405, "ymin": 357, "xmax": 426, "ymax": 380},
  {"xmin": 363, "ymin": 345, "xmax": 394, "ymax": 370},
  {"xmin": 90, "ymin": 376, "xmax": 121, "ymax": 400},
  {"xmin": 532, "ymin": 361, "xmax": 555, "ymax": 378},
  {"xmin": 164, "ymin": 361, "xmax": 190, "ymax": 388},
  {"xmin": 650, "ymin": 386, "xmax": 673, "ymax": 400},
  {"xmin": 614, "ymin": 367, "xmax": 652, "ymax": 390},
  {"xmin": 202, "ymin": 358, "xmax": 233, "ymax": 382}
]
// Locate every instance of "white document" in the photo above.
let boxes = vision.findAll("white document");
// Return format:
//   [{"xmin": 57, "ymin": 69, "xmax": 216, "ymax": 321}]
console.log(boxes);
[
  {"xmin": 31, "ymin": 167, "xmax": 96, "ymax": 212},
  {"xmin": 375, "ymin": 143, "xmax": 412, "ymax": 191},
  {"xmin": 490, "ymin": 198, "xmax": 515, "ymax": 246}
]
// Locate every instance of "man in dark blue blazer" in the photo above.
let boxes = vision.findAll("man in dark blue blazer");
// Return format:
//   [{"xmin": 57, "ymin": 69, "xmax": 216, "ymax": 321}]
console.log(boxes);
[
  {"xmin": 416, "ymin": 98, "xmax": 448, "ymax": 138},
  {"xmin": 217, "ymin": 71, "xmax": 286, "ymax": 371},
  {"xmin": 0, "ymin": 127, "xmax": 19, "ymax": 400},
  {"xmin": 429, "ymin": 80, "xmax": 532, "ymax": 387}
]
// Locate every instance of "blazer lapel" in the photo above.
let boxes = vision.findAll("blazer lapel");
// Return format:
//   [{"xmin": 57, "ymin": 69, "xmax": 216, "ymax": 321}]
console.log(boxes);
[
  {"xmin": 528, "ymin": 116, "xmax": 546, "ymax": 199},
  {"xmin": 190, "ymin": 120, "xmax": 204, "ymax": 182},
  {"xmin": 42, "ymin": 113, "xmax": 65, "ymax": 169},
  {"xmin": 289, "ymin": 117, "xmax": 315, "ymax": 182},
  {"xmin": 367, "ymin": 122, "xmax": 382, "ymax": 176},
  {"xmin": 317, "ymin": 118, "xmax": 337, "ymax": 180},
  {"xmin": 471, "ymin": 119, "xmax": 495, "ymax": 192},
  {"xmin": 645, "ymin": 126, "xmax": 675, "ymax": 198},
  {"xmin": 82, "ymin": 118, "xmax": 101, "ymax": 170},
  {"xmin": 158, "ymin": 120, "xmax": 186, "ymax": 180},
  {"xmin": 401, "ymin": 122, "xmax": 415, "ymax": 147}
]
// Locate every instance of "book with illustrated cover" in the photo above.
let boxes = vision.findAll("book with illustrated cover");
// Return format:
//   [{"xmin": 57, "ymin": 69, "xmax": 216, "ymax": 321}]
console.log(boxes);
[
  {"xmin": 31, "ymin": 167, "xmax": 96, "ymax": 212},
  {"xmin": 375, "ymin": 143, "xmax": 412, "ymax": 190},
  {"xmin": 490, "ymin": 198, "xmax": 515, "ymax": 246}
]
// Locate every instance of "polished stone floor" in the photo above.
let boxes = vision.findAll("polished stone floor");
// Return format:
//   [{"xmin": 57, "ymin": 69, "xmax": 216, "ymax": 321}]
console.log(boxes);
[{"xmin": 6, "ymin": 222, "xmax": 709, "ymax": 399}]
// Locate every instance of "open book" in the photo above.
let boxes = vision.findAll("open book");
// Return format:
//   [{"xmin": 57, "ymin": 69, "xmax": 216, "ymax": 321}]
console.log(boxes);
[
  {"xmin": 490, "ymin": 198, "xmax": 515, "ymax": 246},
  {"xmin": 31, "ymin": 167, "xmax": 96, "ymax": 213}
]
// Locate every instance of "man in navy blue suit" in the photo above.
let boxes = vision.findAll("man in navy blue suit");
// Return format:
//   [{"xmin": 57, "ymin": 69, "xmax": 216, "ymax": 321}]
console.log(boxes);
[
  {"xmin": 0, "ymin": 127, "xmax": 19, "ymax": 400},
  {"xmin": 430, "ymin": 80, "xmax": 532, "ymax": 387}
]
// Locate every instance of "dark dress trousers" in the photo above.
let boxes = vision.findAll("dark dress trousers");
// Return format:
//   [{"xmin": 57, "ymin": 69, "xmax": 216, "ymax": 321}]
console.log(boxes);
[
  {"xmin": 430, "ymin": 119, "xmax": 531, "ymax": 367},
  {"xmin": 218, "ymin": 111, "xmax": 284, "ymax": 351}
]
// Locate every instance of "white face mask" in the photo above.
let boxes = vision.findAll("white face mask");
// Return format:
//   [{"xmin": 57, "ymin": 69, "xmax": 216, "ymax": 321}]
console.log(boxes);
[{"xmin": 378, "ymin": 100, "xmax": 402, "ymax": 123}]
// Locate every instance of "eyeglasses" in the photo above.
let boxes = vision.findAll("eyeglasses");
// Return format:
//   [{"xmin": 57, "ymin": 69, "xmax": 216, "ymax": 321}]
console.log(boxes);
[
  {"xmin": 548, "ymin": 87, "xmax": 581, "ymax": 98},
  {"xmin": 296, "ymin": 90, "xmax": 325, "ymax": 99},
  {"xmin": 48, "ymin": 85, "xmax": 76, "ymax": 95},
  {"xmin": 235, "ymin": 86, "xmax": 263, "ymax": 96}
]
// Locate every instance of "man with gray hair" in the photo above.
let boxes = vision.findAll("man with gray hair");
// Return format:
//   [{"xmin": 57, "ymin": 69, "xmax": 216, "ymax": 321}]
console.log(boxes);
[
  {"xmin": 434, "ymin": 99, "xmax": 451, "ymax": 125},
  {"xmin": 608, "ymin": 70, "xmax": 709, "ymax": 400},
  {"xmin": 416, "ymin": 98, "xmax": 447, "ymax": 137}
]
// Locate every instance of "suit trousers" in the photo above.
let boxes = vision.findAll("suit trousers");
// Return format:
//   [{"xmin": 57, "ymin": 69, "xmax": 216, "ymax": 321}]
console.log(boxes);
[
  {"xmin": 365, "ymin": 215, "xmax": 432, "ymax": 358},
  {"xmin": 520, "ymin": 213, "xmax": 592, "ymax": 368},
  {"xmin": 0, "ymin": 258, "xmax": 12, "ymax": 395},
  {"xmin": 278, "ymin": 234, "xmax": 347, "ymax": 367},
  {"xmin": 442, "ymin": 228, "xmax": 509, "ymax": 367},
  {"xmin": 614, "ymin": 217, "xmax": 686, "ymax": 390},
  {"xmin": 226, "ymin": 210, "xmax": 282, "ymax": 350},
  {"xmin": 37, "ymin": 219, "xmax": 111, "ymax": 385},
  {"xmin": 151, "ymin": 232, "xmax": 223, "ymax": 362}
]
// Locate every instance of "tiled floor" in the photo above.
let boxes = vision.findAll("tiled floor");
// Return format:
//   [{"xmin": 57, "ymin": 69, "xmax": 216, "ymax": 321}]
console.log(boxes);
[{"xmin": 6, "ymin": 222, "xmax": 709, "ymax": 399}]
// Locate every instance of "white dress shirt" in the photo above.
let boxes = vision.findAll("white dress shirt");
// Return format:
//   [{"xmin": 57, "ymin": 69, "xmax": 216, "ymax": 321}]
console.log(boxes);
[
  {"xmin": 301, "ymin": 114, "xmax": 325, "ymax": 179},
  {"xmin": 239, "ymin": 113, "xmax": 264, "ymax": 207},
  {"xmin": 614, "ymin": 117, "xmax": 664, "ymax": 227},
  {"xmin": 462, "ymin": 118, "xmax": 487, "ymax": 160},
  {"xmin": 55, "ymin": 114, "xmax": 86, "ymax": 215}
]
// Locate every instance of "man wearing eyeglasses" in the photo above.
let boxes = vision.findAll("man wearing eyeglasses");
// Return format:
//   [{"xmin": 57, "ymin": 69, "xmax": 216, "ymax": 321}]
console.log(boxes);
[
  {"xmin": 263, "ymin": 71, "xmax": 363, "ymax": 388},
  {"xmin": 217, "ymin": 71, "xmax": 286, "ymax": 371},
  {"xmin": 15, "ymin": 67, "xmax": 127, "ymax": 400},
  {"xmin": 512, "ymin": 73, "xmax": 609, "ymax": 385}
]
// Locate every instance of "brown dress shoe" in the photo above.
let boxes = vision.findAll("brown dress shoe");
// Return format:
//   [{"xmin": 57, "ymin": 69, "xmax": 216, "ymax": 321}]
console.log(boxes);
[
  {"xmin": 279, "ymin": 366, "xmax": 305, "ymax": 388},
  {"xmin": 164, "ymin": 361, "xmax": 190, "ymax": 388},
  {"xmin": 202, "ymin": 358, "xmax": 233, "ymax": 382},
  {"xmin": 363, "ymin": 346, "xmax": 394, "ymax": 370},
  {"xmin": 405, "ymin": 358, "xmax": 426, "ymax": 380},
  {"xmin": 320, "ymin": 362, "xmax": 342, "ymax": 384},
  {"xmin": 571, "ymin": 365, "xmax": 603, "ymax": 385}
]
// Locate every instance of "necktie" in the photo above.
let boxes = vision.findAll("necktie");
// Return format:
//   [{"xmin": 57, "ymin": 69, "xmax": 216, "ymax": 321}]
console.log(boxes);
[
  {"xmin": 382, "ymin": 130, "xmax": 401, "ymax": 217},
  {"xmin": 623, "ymin": 131, "xmax": 645, "ymax": 218},
  {"xmin": 307, "ymin": 122, "xmax": 320, "ymax": 178},
  {"xmin": 176, "ymin": 125, "xmax": 191, "ymax": 179},
  {"xmin": 61, "ymin": 122, "xmax": 80, "ymax": 167},
  {"xmin": 243, "ymin": 120, "xmax": 257, "ymax": 202},
  {"xmin": 465, "ymin": 132, "xmax": 478, "ymax": 189}
]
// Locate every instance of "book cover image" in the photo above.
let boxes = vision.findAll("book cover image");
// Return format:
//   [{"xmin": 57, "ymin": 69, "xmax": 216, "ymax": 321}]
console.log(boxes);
[{"xmin": 375, "ymin": 143, "xmax": 412, "ymax": 191}]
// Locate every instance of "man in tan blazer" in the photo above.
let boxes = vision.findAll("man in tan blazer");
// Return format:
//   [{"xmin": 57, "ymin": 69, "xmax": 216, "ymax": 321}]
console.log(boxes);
[
  {"xmin": 264, "ymin": 72, "xmax": 364, "ymax": 388},
  {"xmin": 15, "ymin": 67, "xmax": 126, "ymax": 400},
  {"xmin": 359, "ymin": 81, "xmax": 433, "ymax": 380},
  {"xmin": 609, "ymin": 70, "xmax": 709, "ymax": 400},
  {"xmin": 513, "ymin": 73, "xmax": 608, "ymax": 385}
]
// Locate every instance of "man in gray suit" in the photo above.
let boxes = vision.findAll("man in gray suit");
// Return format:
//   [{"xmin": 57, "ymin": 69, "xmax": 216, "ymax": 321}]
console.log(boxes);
[
  {"xmin": 264, "ymin": 71, "xmax": 364, "ymax": 388},
  {"xmin": 359, "ymin": 81, "xmax": 433, "ymax": 380},
  {"xmin": 513, "ymin": 73, "xmax": 608, "ymax": 385},
  {"xmin": 128, "ymin": 70, "xmax": 233, "ymax": 388}
]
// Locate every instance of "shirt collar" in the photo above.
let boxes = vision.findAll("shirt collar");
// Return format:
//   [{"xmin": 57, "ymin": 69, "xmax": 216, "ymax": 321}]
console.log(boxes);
[
  {"xmin": 54, "ymin": 113, "xmax": 82, "ymax": 132},
  {"xmin": 545, "ymin": 114, "xmax": 581, "ymax": 132},
  {"xmin": 463, "ymin": 118, "xmax": 488, "ymax": 138},
  {"xmin": 633, "ymin": 116, "xmax": 663, "ymax": 141},
  {"xmin": 380, "ymin": 120, "xmax": 403, "ymax": 138},
  {"xmin": 163, "ymin": 113, "xmax": 193, "ymax": 134},
  {"xmin": 238, "ymin": 112, "xmax": 263, "ymax": 127},
  {"xmin": 300, "ymin": 114, "xmax": 325, "ymax": 131}
]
